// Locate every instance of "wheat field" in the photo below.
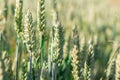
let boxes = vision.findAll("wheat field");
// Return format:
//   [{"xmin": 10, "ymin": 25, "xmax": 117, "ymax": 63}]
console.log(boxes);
[{"xmin": 0, "ymin": 0, "xmax": 120, "ymax": 80}]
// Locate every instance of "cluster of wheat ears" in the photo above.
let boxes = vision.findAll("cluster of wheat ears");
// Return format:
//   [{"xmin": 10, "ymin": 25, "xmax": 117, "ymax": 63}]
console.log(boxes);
[{"xmin": 0, "ymin": 0, "xmax": 120, "ymax": 80}]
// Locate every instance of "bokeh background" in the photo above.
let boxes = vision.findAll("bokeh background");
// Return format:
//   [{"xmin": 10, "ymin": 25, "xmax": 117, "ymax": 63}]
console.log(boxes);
[{"xmin": 0, "ymin": 0, "xmax": 120, "ymax": 80}]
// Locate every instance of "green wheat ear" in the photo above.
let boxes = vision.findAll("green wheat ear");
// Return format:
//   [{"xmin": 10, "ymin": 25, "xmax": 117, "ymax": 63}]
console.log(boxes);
[
  {"xmin": 37, "ymin": 0, "xmax": 46, "ymax": 61},
  {"xmin": 24, "ymin": 10, "xmax": 35, "ymax": 80},
  {"xmin": 71, "ymin": 26, "xmax": 80, "ymax": 80},
  {"xmin": 52, "ymin": 10, "xmax": 64, "ymax": 62},
  {"xmin": 37, "ymin": 0, "xmax": 46, "ymax": 32},
  {"xmin": 106, "ymin": 41, "xmax": 119, "ymax": 80},
  {"xmin": 37, "ymin": 0, "xmax": 46, "ymax": 79},
  {"xmin": 84, "ymin": 38, "xmax": 94, "ymax": 80},
  {"xmin": 51, "ymin": 1, "xmax": 65, "ymax": 79},
  {"xmin": 14, "ymin": 0, "xmax": 23, "ymax": 79},
  {"xmin": 15, "ymin": 0, "xmax": 23, "ymax": 37}
]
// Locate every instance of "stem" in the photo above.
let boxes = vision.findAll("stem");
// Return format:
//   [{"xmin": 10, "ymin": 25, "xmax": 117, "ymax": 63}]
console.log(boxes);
[
  {"xmin": 38, "ymin": 32, "xmax": 44, "ymax": 80},
  {"xmin": 38, "ymin": 68, "xmax": 41, "ymax": 80},
  {"xmin": 40, "ymin": 32, "xmax": 44, "ymax": 63},
  {"xmin": 27, "ymin": 48, "xmax": 33, "ymax": 80},
  {"xmin": 30, "ymin": 50, "xmax": 33, "ymax": 79},
  {"xmin": 15, "ymin": 38, "xmax": 19, "ymax": 80},
  {"xmin": 52, "ymin": 63, "xmax": 56, "ymax": 80}
]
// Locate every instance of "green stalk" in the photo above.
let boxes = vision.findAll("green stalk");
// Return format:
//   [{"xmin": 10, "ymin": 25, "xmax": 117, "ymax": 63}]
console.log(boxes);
[
  {"xmin": 27, "ymin": 48, "xmax": 33, "ymax": 79},
  {"xmin": 52, "ymin": 63, "xmax": 56, "ymax": 80},
  {"xmin": 15, "ymin": 39, "xmax": 19, "ymax": 80}
]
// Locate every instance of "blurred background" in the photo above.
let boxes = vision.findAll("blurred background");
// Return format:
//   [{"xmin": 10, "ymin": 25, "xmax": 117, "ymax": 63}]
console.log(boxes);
[{"xmin": 0, "ymin": 0, "xmax": 120, "ymax": 79}]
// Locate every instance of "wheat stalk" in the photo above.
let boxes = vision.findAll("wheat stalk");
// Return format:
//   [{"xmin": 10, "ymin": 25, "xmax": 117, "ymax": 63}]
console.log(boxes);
[{"xmin": 40, "ymin": 62, "xmax": 49, "ymax": 80}]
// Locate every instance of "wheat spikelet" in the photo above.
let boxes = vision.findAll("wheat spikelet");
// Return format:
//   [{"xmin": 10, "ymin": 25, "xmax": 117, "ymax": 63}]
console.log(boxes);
[
  {"xmin": 106, "ymin": 59, "xmax": 115, "ymax": 80},
  {"xmin": 80, "ymin": 36, "xmax": 86, "ymax": 65},
  {"xmin": 14, "ymin": 0, "xmax": 23, "ymax": 36},
  {"xmin": 115, "ymin": 50, "xmax": 120, "ymax": 80},
  {"xmin": 37, "ymin": 0, "xmax": 46, "ymax": 79},
  {"xmin": 71, "ymin": 45, "xmax": 80, "ymax": 80},
  {"xmin": 37, "ymin": 0, "xmax": 46, "ymax": 32},
  {"xmin": 52, "ymin": 9, "xmax": 64, "ymax": 63},
  {"xmin": 84, "ymin": 38, "xmax": 94, "ymax": 80},
  {"xmin": 24, "ymin": 10, "xmax": 35, "ymax": 50},
  {"xmin": 87, "ymin": 39, "xmax": 94, "ymax": 70},
  {"xmin": 84, "ymin": 62, "xmax": 92, "ymax": 80},
  {"xmin": 22, "ymin": 59, "xmax": 28, "ymax": 80},
  {"xmin": 106, "ymin": 41, "xmax": 119, "ymax": 80},
  {"xmin": 79, "ymin": 35, "xmax": 87, "ymax": 79},
  {"xmin": 37, "ymin": 1, "xmax": 46, "ymax": 77},
  {"xmin": 51, "ymin": 2, "xmax": 64, "ymax": 79},
  {"xmin": 14, "ymin": 0, "xmax": 23, "ymax": 79},
  {"xmin": 71, "ymin": 26, "xmax": 80, "ymax": 80},
  {"xmin": 24, "ymin": 10, "xmax": 35, "ymax": 80},
  {"xmin": 37, "ymin": 0, "xmax": 46, "ymax": 57},
  {"xmin": 63, "ymin": 41, "xmax": 68, "ymax": 60}
]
